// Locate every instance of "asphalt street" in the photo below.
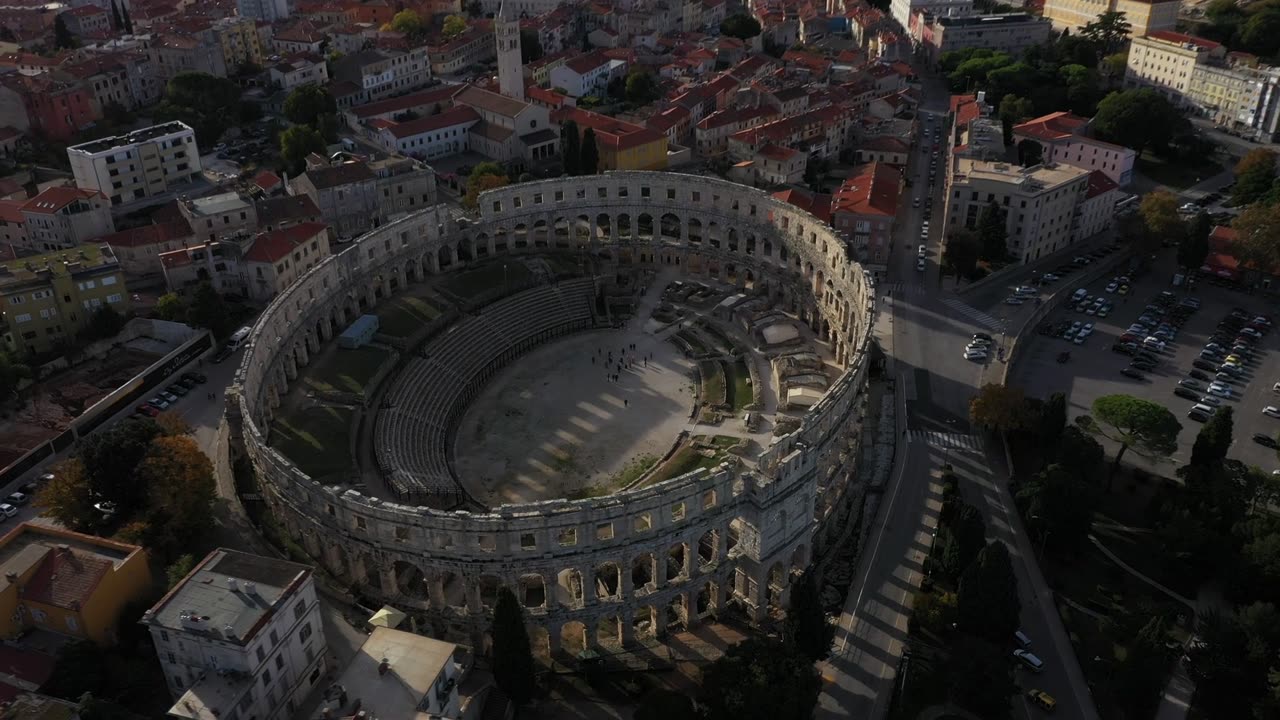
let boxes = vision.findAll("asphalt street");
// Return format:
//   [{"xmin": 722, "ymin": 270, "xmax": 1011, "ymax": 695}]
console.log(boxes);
[{"xmin": 817, "ymin": 70, "xmax": 1100, "ymax": 720}]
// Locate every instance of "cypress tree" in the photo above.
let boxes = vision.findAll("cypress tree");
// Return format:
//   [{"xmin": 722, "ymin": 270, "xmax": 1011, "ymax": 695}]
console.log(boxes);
[
  {"xmin": 121, "ymin": 3, "xmax": 133, "ymax": 34},
  {"xmin": 491, "ymin": 588, "xmax": 535, "ymax": 705},
  {"xmin": 561, "ymin": 119, "xmax": 580, "ymax": 176},
  {"xmin": 580, "ymin": 127, "xmax": 599, "ymax": 175},
  {"xmin": 786, "ymin": 570, "xmax": 834, "ymax": 662},
  {"xmin": 110, "ymin": 0, "xmax": 123, "ymax": 31}
]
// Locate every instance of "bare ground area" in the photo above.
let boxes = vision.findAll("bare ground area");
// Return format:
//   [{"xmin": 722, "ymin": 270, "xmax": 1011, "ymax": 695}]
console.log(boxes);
[{"xmin": 453, "ymin": 328, "xmax": 697, "ymax": 505}]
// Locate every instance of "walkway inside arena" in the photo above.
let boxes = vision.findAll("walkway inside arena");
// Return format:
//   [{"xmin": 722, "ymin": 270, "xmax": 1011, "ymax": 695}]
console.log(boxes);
[{"xmin": 454, "ymin": 305, "xmax": 697, "ymax": 506}]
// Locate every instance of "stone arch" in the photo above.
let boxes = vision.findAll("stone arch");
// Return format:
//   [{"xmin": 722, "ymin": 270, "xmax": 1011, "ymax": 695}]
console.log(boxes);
[
  {"xmin": 528, "ymin": 625, "xmax": 551, "ymax": 657},
  {"xmin": 561, "ymin": 621, "xmax": 588, "ymax": 656},
  {"xmin": 518, "ymin": 573, "xmax": 546, "ymax": 609},
  {"xmin": 791, "ymin": 544, "xmax": 810, "ymax": 573},
  {"xmin": 575, "ymin": 214, "xmax": 592, "ymax": 244},
  {"xmin": 553, "ymin": 216, "xmax": 570, "ymax": 246},
  {"xmin": 616, "ymin": 213, "xmax": 631, "ymax": 239},
  {"xmin": 594, "ymin": 561, "xmax": 622, "ymax": 600},
  {"xmin": 394, "ymin": 560, "xmax": 428, "ymax": 600},
  {"xmin": 766, "ymin": 561, "xmax": 787, "ymax": 613},
  {"xmin": 666, "ymin": 541, "xmax": 689, "ymax": 585},
  {"xmin": 637, "ymin": 212, "xmax": 654, "ymax": 239},
  {"xmin": 597, "ymin": 615, "xmax": 623, "ymax": 646},
  {"xmin": 745, "ymin": 233, "xmax": 756, "ymax": 256},
  {"xmin": 556, "ymin": 568, "xmax": 584, "ymax": 609},
  {"xmin": 506, "ymin": 225, "xmax": 523, "ymax": 251},
  {"xmin": 440, "ymin": 569, "xmax": 466, "ymax": 609},
  {"xmin": 633, "ymin": 605, "xmax": 659, "ymax": 639},
  {"xmin": 478, "ymin": 574, "xmax": 503, "ymax": 610},
  {"xmin": 456, "ymin": 239, "xmax": 472, "ymax": 263},
  {"xmin": 666, "ymin": 593, "xmax": 688, "ymax": 630},
  {"xmin": 437, "ymin": 244, "xmax": 452, "ymax": 269},
  {"xmin": 326, "ymin": 543, "xmax": 350, "ymax": 581},
  {"xmin": 596, "ymin": 212, "xmax": 612, "ymax": 241},
  {"xmin": 532, "ymin": 219, "xmax": 548, "ymax": 248},
  {"xmin": 697, "ymin": 529, "xmax": 720, "ymax": 572},
  {"xmin": 727, "ymin": 227, "xmax": 738, "ymax": 253},
  {"xmin": 661, "ymin": 212, "xmax": 681, "ymax": 240}
]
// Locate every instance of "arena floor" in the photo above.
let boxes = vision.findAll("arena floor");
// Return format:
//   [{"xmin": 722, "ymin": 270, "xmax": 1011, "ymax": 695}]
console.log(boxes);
[{"xmin": 453, "ymin": 326, "xmax": 698, "ymax": 505}]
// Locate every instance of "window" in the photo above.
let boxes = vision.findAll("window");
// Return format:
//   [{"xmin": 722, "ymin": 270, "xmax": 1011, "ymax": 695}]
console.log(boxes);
[
  {"xmin": 595, "ymin": 522, "xmax": 614, "ymax": 540},
  {"xmin": 106, "ymin": 294, "xmax": 122, "ymax": 304},
  {"xmin": 13, "ymin": 313, "xmax": 30, "ymax": 323},
  {"xmin": 299, "ymin": 622, "xmax": 313, "ymax": 643},
  {"xmin": 294, "ymin": 602, "xmax": 306, "ymax": 621},
  {"xmin": 557, "ymin": 527, "xmax": 577, "ymax": 546},
  {"xmin": 256, "ymin": 646, "xmax": 266, "ymax": 663},
  {"xmin": 275, "ymin": 655, "xmax": 284, "ymax": 671},
  {"xmin": 65, "ymin": 616, "xmax": 79, "ymax": 632},
  {"xmin": 671, "ymin": 501, "xmax": 686, "ymax": 521},
  {"xmin": 633, "ymin": 513, "xmax": 652, "ymax": 532},
  {"xmin": 269, "ymin": 629, "xmax": 280, "ymax": 647},
  {"xmin": 161, "ymin": 630, "xmax": 169, "ymax": 642},
  {"xmin": 262, "ymin": 668, "xmax": 272, "ymax": 687}
]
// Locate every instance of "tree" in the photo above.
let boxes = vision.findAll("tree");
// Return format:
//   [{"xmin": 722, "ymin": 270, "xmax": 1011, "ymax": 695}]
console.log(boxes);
[
  {"xmin": 561, "ymin": 120, "xmax": 580, "ymax": 176},
  {"xmin": 280, "ymin": 125, "xmax": 326, "ymax": 175},
  {"xmin": 957, "ymin": 542, "xmax": 1020, "ymax": 643},
  {"xmin": 491, "ymin": 587, "xmax": 535, "ymax": 704},
  {"xmin": 110, "ymin": 0, "xmax": 123, "ymax": 30},
  {"xmin": 1079, "ymin": 395, "xmax": 1181, "ymax": 483},
  {"xmin": 1056, "ymin": 425, "xmax": 1106, "ymax": 478},
  {"xmin": 976, "ymin": 201, "xmax": 1007, "ymax": 261},
  {"xmin": 166, "ymin": 554, "xmax": 196, "ymax": 589},
  {"xmin": 1190, "ymin": 406, "xmax": 1234, "ymax": 468},
  {"xmin": 34, "ymin": 458, "xmax": 98, "ymax": 530},
  {"xmin": 187, "ymin": 282, "xmax": 233, "ymax": 339},
  {"xmin": 720, "ymin": 14, "xmax": 762, "ymax": 40},
  {"xmin": 949, "ymin": 636, "xmax": 1018, "ymax": 718},
  {"xmin": 950, "ymin": 502, "xmax": 988, "ymax": 574},
  {"xmin": 580, "ymin": 128, "xmax": 600, "ymax": 175},
  {"xmin": 54, "ymin": 13, "xmax": 76, "ymax": 49},
  {"xmin": 154, "ymin": 292, "xmax": 188, "ymax": 322},
  {"xmin": 998, "ymin": 94, "xmax": 1034, "ymax": 125},
  {"xmin": 120, "ymin": 2, "xmax": 132, "ymax": 33},
  {"xmin": 943, "ymin": 230, "xmax": 980, "ymax": 280},
  {"xmin": 625, "ymin": 70, "xmax": 659, "ymax": 104},
  {"xmin": 520, "ymin": 29, "xmax": 543, "ymax": 63},
  {"xmin": 1241, "ymin": 9, "xmax": 1280, "ymax": 58},
  {"xmin": 1233, "ymin": 149, "xmax": 1277, "ymax": 206},
  {"xmin": 442, "ymin": 14, "xmax": 468, "ymax": 38},
  {"xmin": 82, "ymin": 306, "xmax": 126, "ymax": 342},
  {"xmin": 1040, "ymin": 392, "xmax": 1068, "ymax": 452},
  {"xmin": 636, "ymin": 690, "xmax": 697, "ymax": 720},
  {"xmin": 786, "ymin": 571, "xmax": 834, "ymax": 661},
  {"xmin": 77, "ymin": 417, "xmax": 161, "ymax": 515},
  {"xmin": 1102, "ymin": 51, "xmax": 1128, "ymax": 83},
  {"xmin": 1114, "ymin": 617, "xmax": 1171, "ymax": 720},
  {"xmin": 1232, "ymin": 201, "xmax": 1280, "ymax": 273},
  {"xmin": 0, "ymin": 352, "xmax": 31, "ymax": 404},
  {"xmin": 970, "ymin": 383, "xmax": 1028, "ymax": 432},
  {"xmin": 698, "ymin": 637, "xmax": 822, "ymax": 720},
  {"xmin": 1080, "ymin": 10, "xmax": 1132, "ymax": 53},
  {"xmin": 1017, "ymin": 138, "xmax": 1043, "ymax": 167},
  {"xmin": 1017, "ymin": 463, "xmax": 1098, "ymax": 554},
  {"xmin": 133, "ymin": 435, "xmax": 217, "ymax": 561},
  {"xmin": 283, "ymin": 85, "xmax": 336, "ymax": 127},
  {"xmin": 1179, "ymin": 211, "xmax": 1212, "ymax": 271},
  {"xmin": 1093, "ymin": 88, "xmax": 1186, "ymax": 158},
  {"xmin": 466, "ymin": 0, "xmax": 483, "ymax": 17},
  {"xmin": 1139, "ymin": 189, "xmax": 1184, "ymax": 248},
  {"xmin": 463, "ymin": 162, "xmax": 508, "ymax": 209},
  {"xmin": 390, "ymin": 9, "xmax": 424, "ymax": 36}
]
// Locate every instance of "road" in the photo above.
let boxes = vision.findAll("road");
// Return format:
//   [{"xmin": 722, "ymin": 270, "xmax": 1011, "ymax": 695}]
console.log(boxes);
[{"xmin": 817, "ymin": 70, "xmax": 1099, "ymax": 720}]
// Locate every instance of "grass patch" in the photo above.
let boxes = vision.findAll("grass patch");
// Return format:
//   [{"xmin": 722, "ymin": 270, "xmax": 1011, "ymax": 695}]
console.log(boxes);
[
  {"xmin": 1136, "ymin": 155, "xmax": 1223, "ymax": 190},
  {"xmin": 676, "ymin": 329, "xmax": 707, "ymax": 354},
  {"xmin": 375, "ymin": 295, "xmax": 441, "ymax": 338},
  {"xmin": 648, "ymin": 438, "xmax": 724, "ymax": 484},
  {"xmin": 726, "ymin": 359, "xmax": 752, "ymax": 411},
  {"xmin": 303, "ymin": 345, "xmax": 389, "ymax": 396},
  {"xmin": 269, "ymin": 405, "xmax": 354, "ymax": 481},
  {"xmin": 700, "ymin": 360, "xmax": 726, "ymax": 406},
  {"xmin": 568, "ymin": 454, "xmax": 659, "ymax": 500},
  {"xmin": 439, "ymin": 261, "xmax": 534, "ymax": 299}
]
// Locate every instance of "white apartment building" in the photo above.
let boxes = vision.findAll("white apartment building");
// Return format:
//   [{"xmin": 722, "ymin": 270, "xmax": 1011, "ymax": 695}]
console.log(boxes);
[
  {"xmin": 332, "ymin": 48, "xmax": 433, "ymax": 105},
  {"xmin": 19, "ymin": 186, "xmax": 114, "ymax": 252},
  {"xmin": 944, "ymin": 159, "xmax": 1091, "ymax": 263},
  {"xmin": 67, "ymin": 121, "xmax": 202, "ymax": 206},
  {"xmin": 237, "ymin": 0, "xmax": 289, "ymax": 22},
  {"xmin": 373, "ymin": 106, "xmax": 480, "ymax": 159},
  {"xmin": 316, "ymin": 627, "xmax": 466, "ymax": 719},
  {"xmin": 141, "ymin": 549, "xmax": 327, "ymax": 720},
  {"xmin": 891, "ymin": 0, "xmax": 972, "ymax": 31},
  {"xmin": 1125, "ymin": 31, "xmax": 1224, "ymax": 106},
  {"xmin": 1012, "ymin": 111, "xmax": 1136, "ymax": 186},
  {"xmin": 1075, "ymin": 170, "xmax": 1121, "ymax": 241},
  {"xmin": 548, "ymin": 52, "xmax": 627, "ymax": 98}
]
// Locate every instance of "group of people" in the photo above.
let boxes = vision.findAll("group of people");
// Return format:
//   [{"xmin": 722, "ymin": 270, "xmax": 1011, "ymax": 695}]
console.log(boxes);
[{"xmin": 592, "ymin": 343, "xmax": 657, "ymax": 405}]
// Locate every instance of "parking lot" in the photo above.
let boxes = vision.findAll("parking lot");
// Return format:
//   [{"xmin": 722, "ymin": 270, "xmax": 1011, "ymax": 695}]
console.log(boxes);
[{"xmin": 1009, "ymin": 253, "xmax": 1280, "ymax": 474}]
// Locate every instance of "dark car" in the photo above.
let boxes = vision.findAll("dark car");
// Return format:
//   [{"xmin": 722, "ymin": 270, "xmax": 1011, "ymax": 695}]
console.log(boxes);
[
  {"xmin": 1174, "ymin": 387, "xmax": 1200, "ymax": 400},
  {"xmin": 182, "ymin": 371, "xmax": 208, "ymax": 384},
  {"xmin": 1190, "ymin": 369, "xmax": 1210, "ymax": 381},
  {"xmin": 1189, "ymin": 410, "xmax": 1211, "ymax": 423},
  {"xmin": 1112, "ymin": 343, "xmax": 1137, "ymax": 355},
  {"xmin": 1193, "ymin": 359, "xmax": 1217, "ymax": 371},
  {"xmin": 1120, "ymin": 368, "xmax": 1146, "ymax": 380},
  {"xmin": 1254, "ymin": 433, "xmax": 1279, "ymax": 449}
]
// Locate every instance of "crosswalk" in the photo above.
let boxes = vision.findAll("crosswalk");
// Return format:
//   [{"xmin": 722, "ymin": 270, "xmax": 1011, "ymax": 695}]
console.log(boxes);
[
  {"xmin": 939, "ymin": 296, "xmax": 1003, "ymax": 330},
  {"xmin": 907, "ymin": 430, "xmax": 985, "ymax": 452},
  {"xmin": 881, "ymin": 282, "xmax": 928, "ymax": 297}
]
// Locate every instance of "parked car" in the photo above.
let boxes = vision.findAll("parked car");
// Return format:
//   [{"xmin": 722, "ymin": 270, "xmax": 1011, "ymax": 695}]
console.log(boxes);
[
  {"xmin": 5, "ymin": 493, "xmax": 27, "ymax": 506},
  {"xmin": 0, "ymin": 503, "xmax": 17, "ymax": 517},
  {"xmin": 1190, "ymin": 370, "xmax": 1210, "ymax": 381},
  {"xmin": 1265, "ymin": 407, "xmax": 1280, "ymax": 419},
  {"xmin": 1254, "ymin": 433, "xmax": 1279, "ymax": 448},
  {"xmin": 136, "ymin": 403, "xmax": 160, "ymax": 417},
  {"xmin": 1121, "ymin": 368, "xmax": 1147, "ymax": 380},
  {"xmin": 1174, "ymin": 387, "xmax": 1200, "ymax": 400}
]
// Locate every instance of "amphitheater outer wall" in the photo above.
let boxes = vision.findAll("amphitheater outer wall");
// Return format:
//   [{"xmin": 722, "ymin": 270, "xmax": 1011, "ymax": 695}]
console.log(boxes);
[{"xmin": 228, "ymin": 171, "xmax": 876, "ymax": 648}]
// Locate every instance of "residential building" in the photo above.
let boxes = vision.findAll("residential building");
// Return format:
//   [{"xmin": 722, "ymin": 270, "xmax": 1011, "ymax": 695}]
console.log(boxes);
[
  {"xmin": 0, "ymin": 243, "xmax": 130, "ymax": 355},
  {"xmin": 0, "ymin": 200, "xmax": 26, "ymax": 248},
  {"xmin": 454, "ymin": 85, "xmax": 559, "ymax": 168},
  {"xmin": 316, "ymin": 627, "xmax": 466, "ymax": 720},
  {"xmin": 695, "ymin": 106, "xmax": 779, "ymax": 158},
  {"xmin": 369, "ymin": 156, "xmax": 438, "ymax": 222},
  {"xmin": 179, "ymin": 192, "xmax": 258, "ymax": 243},
  {"xmin": 425, "ymin": 27, "xmax": 494, "ymax": 76},
  {"xmin": 890, "ymin": 0, "xmax": 971, "ymax": 29},
  {"xmin": 237, "ymin": 0, "xmax": 289, "ymax": 22},
  {"xmin": 268, "ymin": 52, "xmax": 330, "ymax": 92},
  {"xmin": 371, "ymin": 105, "xmax": 480, "ymax": 159},
  {"xmin": 1042, "ymin": 0, "xmax": 1178, "ymax": 38},
  {"xmin": 331, "ymin": 47, "xmax": 433, "ymax": 105},
  {"xmin": 60, "ymin": 6, "xmax": 111, "ymax": 39},
  {"xmin": 19, "ymin": 187, "xmax": 114, "ymax": 252},
  {"xmin": 255, "ymin": 194, "xmax": 322, "ymax": 232},
  {"xmin": 1186, "ymin": 55, "xmax": 1280, "ymax": 142},
  {"xmin": 141, "ymin": 549, "xmax": 326, "ymax": 720},
  {"xmin": 752, "ymin": 143, "xmax": 806, "ymax": 185},
  {"xmin": 288, "ymin": 161, "xmax": 379, "ymax": 239},
  {"xmin": 342, "ymin": 85, "xmax": 460, "ymax": 127},
  {"xmin": 67, "ymin": 121, "xmax": 202, "ymax": 206},
  {"xmin": 1012, "ymin": 111, "xmax": 1136, "ymax": 185},
  {"xmin": 272, "ymin": 20, "xmax": 327, "ymax": 54},
  {"xmin": 213, "ymin": 17, "xmax": 266, "ymax": 71},
  {"xmin": 944, "ymin": 158, "xmax": 1091, "ymax": 263},
  {"xmin": 0, "ymin": 74, "xmax": 99, "ymax": 141},
  {"xmin": 160, "ymin": 222, "xmax": 331, "ymax": 301},
  {"xmin": 855, "ymin": 136, "xmax": 910, "ymax": 165},
  {"xmin": 1075, "ymin": 170, "xmax": 1121, "ymax": 241},
  {"xmin": 554, "ymin": 106, "xmax": 668, "ymax": 170},
  {"xmin": 831, "ymin": 161, "xmax": 901, "ymax": 276},
  {"xmin": 0, "ymin": 524, "xmax": 150, "ymax": 644},
  {"xmin": 927, "ymin": 13, "xmax": 1053, "ymax": 63},
  {"xmin": 1124, "ymin": 31, "xmax": 1224, "ymax": 104},
  {"xmin": 100, "ymin": 219, "xmax": 195, "ymax": 277},
  {"xmin": 549, "ymin": 51, "xmax": 627, "ymax": 98},
  {"xmin": 148, "ymin": 33, "xmax": 230, "ymax": 83}
]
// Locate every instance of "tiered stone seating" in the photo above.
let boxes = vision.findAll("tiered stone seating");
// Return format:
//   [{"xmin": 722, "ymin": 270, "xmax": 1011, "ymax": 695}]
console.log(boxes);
[{"xmin": 374, "ymin": 280, "xmax": 595, "ymax": 503}]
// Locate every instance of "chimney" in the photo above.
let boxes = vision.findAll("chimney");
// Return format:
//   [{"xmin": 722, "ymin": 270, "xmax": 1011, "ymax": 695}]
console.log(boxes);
[
  {"xmin": 242, "ymin": 581, "xmax": 257, "ymax": 595},
  {"xmin": 378, "ymin": 658, "xmax": 390, "ymax": 675},
  {"xmin": 226, "ymin": 577, "xmax": 239, "ymax": 592}
]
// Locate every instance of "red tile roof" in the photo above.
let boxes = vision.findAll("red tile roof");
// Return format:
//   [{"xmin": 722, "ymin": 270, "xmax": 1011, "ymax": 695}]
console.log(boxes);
[
  {"xmin": 244, "ymin": 221, "xmax": 328, "ymax": 263},
  {"xmin": 951, "ymin": 93, "xmax": 980, "ymax": 128},
  {"xmin": 1086, "ymin": 170, "xmax": 1118, "ymax": 199},
  {"xmin": 0, "ymin": 199, "xmax": 24, "ymax": 224},
  {"xmin": 563, "ymin": 49, "xmax": 612, "ymax": 74},
  {"xmin": 1147, "ymin": 30, "xmax": 1220, "ymax": 50},
  {"xmin": 859, "ymin": 136, "xmax": 909, "ymax": 153},
  {"xmin": 100, "ymin": 220, "xmax": 192, "ymax": 248},
  {"xmin": 832, "ymin": 162, "xmax": 900, "ymax": 217},
  {"xmin": 21, "ymin": 547, "xmax": 111, "ymax": 610},
  {"xmin": 381, "ymin": 106, "xmax": 478, "ymax": 139},
  {"xmin": 773, "ymin": 188, "xmax": 832, "ymax": 223},
  {"xmin": 757, "ymin": 143, "xmax": 798, "ymax": 161},
  {"xmin": 552, "ymin": 107, "xmax": 666, "ymax": 152},
  {"xmin": 253, "ymin": 170, "xmax": 282, "ymax": 192},
  {"xmin": 348, "ymin": 84, "xmax": 460, "ymax": 119},
  {"xmin": 19, "ymin": 186, "xmax": 104, "ymax": 215},
  {"xmin": 1013, "ymin": 111, "xmax": 1089, "ymax": 142}
]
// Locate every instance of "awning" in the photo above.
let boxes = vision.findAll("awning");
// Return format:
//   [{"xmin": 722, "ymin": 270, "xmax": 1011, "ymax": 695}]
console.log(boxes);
[{"xmin": 368, "ymin": 605, "xmax": 407, "ymax": 629}]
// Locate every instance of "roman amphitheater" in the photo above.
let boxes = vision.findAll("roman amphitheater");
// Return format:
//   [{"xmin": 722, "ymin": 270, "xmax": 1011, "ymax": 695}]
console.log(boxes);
[{"xmin": 228, "ymin": 171, "xmax": 879, "ymax": 654}]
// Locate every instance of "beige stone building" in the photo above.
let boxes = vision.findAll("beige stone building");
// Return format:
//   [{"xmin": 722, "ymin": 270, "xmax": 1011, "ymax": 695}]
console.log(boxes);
[
  {"xmin": 68, "ymin": 121, "xmax": 202, "ymax": 207},
  {"xmin": 1042, "ymin": 0, "xmax": 1178, "ymax": 38},
  {"xmin": 944, "ymin": 159, "xmax": 1091, "ymax": 263},
  {"xmin": 1124, "ymin": 31, "xmax": 1225, "ymax": 104},
  {"xmin": 20, "ymin": 187, "xmax": 114, "ymax": 252}
]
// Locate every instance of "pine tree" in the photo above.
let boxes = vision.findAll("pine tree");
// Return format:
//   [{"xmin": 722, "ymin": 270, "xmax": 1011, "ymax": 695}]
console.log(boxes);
[
  {"xmin": 491, "ymin": 588, "xmax": 535, "ymax": 705},
  {"xmin": 54, "ymin": 14, "xmax": 75, "ymax": 49},
  {"xmin": 121, "ymin": 3, "xmax": 133, "ymax": 34},
  {"xmin": 580, "ymin": 127, "xmax": 599, "ymax": 175},
  {"xmin": 786, "ymin": 571, "xmax": 834, "ymax": 662},
  {"xmin": 977, "ymin": 201, "xmax": 1008, "ymax": 262},
  {"xmin": 110, "ymin": 0, "xmax": 123, "ymax": 31},
  {"xmin": 561, "ymin": 120, "xmax": 580, "ymax": 176}
]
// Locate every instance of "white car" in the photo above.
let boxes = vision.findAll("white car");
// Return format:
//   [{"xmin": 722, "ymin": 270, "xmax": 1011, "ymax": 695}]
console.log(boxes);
[
  {"xmin": 1208, "ymin": 382, "xmax": 1233, "ymax": 397},
  {"xmin": 916, "ymin": 258, "xmax": 926, "ymax": 272},
  {"xmin": 964, "ymin": 349, "xmax": 988, "ymax": 361},
  {"xmin": 1073, "ymin": 334, "xmax": 1086, "ymax": 345},
  {"xmin": 1042, "ymin": 273, "xmax": 1060, "ymax": 282},
  {"xmin": 1266, "ymin": 407, "xmax": 1280, "ymax": 419},
  {"xmin": 1081, "ymin": 323, "xmax": 1094, "ymax": 336},
  {"xmin": 1198, "ymin": 395, "xmax": 1222, "ymax": 407},
  {"xmin": 913, "ymin": 197, "xmax": 921, "ymax": 208},
  {"xmin": 1106, "ymin": 282, "xmax": 1119, "ymax": 293},
  {"xmin": 0, "ymin": 504, "xmax": 16, "ymax": 518},
  {"xmin": 1144, "ymin": 338, "xmax": 1166, "ymax": 352},
  {"xmin": 969, "ymin": 338, "xmax": 992, "ymax": 347},
  {"xmin": 1005, "ymin": 296, "xmax": 1026, "ymax": 305}
]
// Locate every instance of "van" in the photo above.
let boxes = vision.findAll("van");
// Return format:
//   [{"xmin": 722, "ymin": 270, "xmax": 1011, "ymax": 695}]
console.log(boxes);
[
  {"xmin": 1014, "ymin": 649, "xmax": 1045, "ymax": 673},
  {"xmin": 1071, "ymin": 288, "xmax": 1088, "ymax": 302},
  {"xmin": 1192, "ymin": 403, "xmax": 1216, "ymax": 416},
  {"xmin": 225, "ymin": 326, "xmax": 252, "ymax": 352},
  {"xmin": 1015, "ymin": 630, "xmax": 1032, "ymax": 649}
]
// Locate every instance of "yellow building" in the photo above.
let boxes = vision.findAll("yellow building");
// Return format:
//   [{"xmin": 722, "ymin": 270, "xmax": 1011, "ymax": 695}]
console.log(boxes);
[
  {"xmin": 0, "ymin": 243, "xmax": 131, "ymax": 357},
  {"xmin": 0, "ymin": 523, "xmax": 151, "ymax": 645},
  {"xmin": 1042, "ymin": 0, "xmax": 1179, "ymax": 38},
  {"xmin": 1124, "ymin": 31, "xmax": 1225, "ymax": 107},
  {"xmin": 554, "ymin": 107, "xmax": 669, "ymax": 171},
  {"xmin": 213, "ymin": 17, "xmax": 265, "ymax": 70}
]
